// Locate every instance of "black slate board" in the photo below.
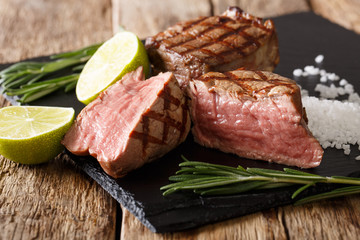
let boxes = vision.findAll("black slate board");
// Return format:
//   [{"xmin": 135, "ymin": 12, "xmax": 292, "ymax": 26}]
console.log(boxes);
[{"xmin": 1, "ymin": 12, "xmax": 360, "ymax": 233}]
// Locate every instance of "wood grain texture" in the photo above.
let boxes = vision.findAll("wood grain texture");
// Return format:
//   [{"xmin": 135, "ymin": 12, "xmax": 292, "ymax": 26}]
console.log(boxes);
[
  {"xmin": 0, "ymin": 0, "xmax": 113, "ymax": 63},
  {"xmin": 212, "ymin": 0, "xmax": 310, "ymax": 17},
  {"xmin": 0, "ymin": 155, "xmax": 117, "ymax": 239},
  {"xmin": 111, "ymin": 0, "xmax": 310, "ymax": 40},
  {"xmin": 111, "ymin": 0, "xmax": 211, "ymax": 39},
  {"xmin": 310, "ymin": 0, "xmax": 360, "ymax": 34},
  {"xmin": 280, "ymin": 197, "xmax": 360, "ymax": 239},
  {"xmin": 0, "ymin": 0, "xmax": 117, "ymax": 239},
  {"xmin": 121, "ymin": 195, "xmax": 360, "ymax": 239}
]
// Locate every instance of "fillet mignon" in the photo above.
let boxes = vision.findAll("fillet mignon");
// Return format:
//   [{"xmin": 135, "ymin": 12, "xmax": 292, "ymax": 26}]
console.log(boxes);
[
  {"xmin": 188, "ymin": 69, "xmax": 323, "ymax": 168},
  {"xmin": 145, "ymin": 6, "xmax": 279, "ymax": 89},
  {"xmin": 62, "ymin": 67, "xmax": 191, "ymax": 178}
]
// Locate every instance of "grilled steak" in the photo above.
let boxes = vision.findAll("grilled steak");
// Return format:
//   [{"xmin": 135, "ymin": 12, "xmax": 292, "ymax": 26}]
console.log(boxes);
[
  {"xmin": 62, "ymin": 67, "xmax": 191, "ymax": 178},
  {"xmin": 145, "ymin": 6, "xmax": 279, "ymax": 89},
  {"xmin": 188, "ymin": 69, "xmax": 323, "ymax": 168}
]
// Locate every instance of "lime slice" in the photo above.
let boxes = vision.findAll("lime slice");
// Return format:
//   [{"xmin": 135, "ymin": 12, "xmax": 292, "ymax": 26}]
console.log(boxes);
[
  {"xmin": 0, "ymin": 106, "xmax": 75, "ymax": 164},
  {"xmin": 76, "ymin": 31, "xmax": 150, "ymax": 104}
]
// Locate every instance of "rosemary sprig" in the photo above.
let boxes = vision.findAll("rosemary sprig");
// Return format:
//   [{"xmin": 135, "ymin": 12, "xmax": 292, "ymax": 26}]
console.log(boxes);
[
  {"xmin": 0, "ymin": 43, "xmax": 102, "ymax": 103},
  {"xmin": 161, "ymin": 156, "xmax": 360, "ymax": 205}
]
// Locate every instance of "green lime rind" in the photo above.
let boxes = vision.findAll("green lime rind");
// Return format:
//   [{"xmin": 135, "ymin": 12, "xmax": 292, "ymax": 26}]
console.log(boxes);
[
  {"xmin": 76, "ymin": 32, "xmax": 150, "ymax": 105},
  {"xmin": 0, "ymin": 106, "xmax": 75, "ymax": 165}
]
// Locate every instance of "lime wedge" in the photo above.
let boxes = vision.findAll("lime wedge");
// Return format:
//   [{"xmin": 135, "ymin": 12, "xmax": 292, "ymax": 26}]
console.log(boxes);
[
  {"xmin": 0, "ymin": 106, "xmax": 75, "ymax": 164},
  {"xmin": 76, "ymin": 31, "xmax": 150, "ymax": 104}
]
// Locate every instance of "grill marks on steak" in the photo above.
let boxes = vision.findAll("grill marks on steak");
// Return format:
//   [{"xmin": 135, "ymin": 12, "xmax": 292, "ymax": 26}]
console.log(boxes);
[
  {"xmin": 130, "ymin": 86, "xmax": 189, "ymax": 156},
  {"xmin": 62, "ymin": 67, "xmax": 190, "ymax": 178},
  {"xmin": 145, "ymin": 6, "xmax": 279, "ymax": 88},
  {"xmin": 189, "ymin": 69, "xmax": 324, "ymax": 168}
]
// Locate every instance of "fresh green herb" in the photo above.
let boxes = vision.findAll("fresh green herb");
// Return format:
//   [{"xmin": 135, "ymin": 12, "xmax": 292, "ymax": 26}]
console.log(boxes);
[
  {"xmin": 161, "ymin": 156, "xmax": 360, "ymax": 205},
  {"xmin": 0, "ymin": 43, "xmax": 102, "ymax": 103}
]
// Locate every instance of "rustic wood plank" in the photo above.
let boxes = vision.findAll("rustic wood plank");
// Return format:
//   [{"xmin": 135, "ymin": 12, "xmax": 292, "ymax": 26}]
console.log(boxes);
[
  {"xmin": 111, "ymin": 0, "xmax": 211, "ymax": 39},
  {"xmin": 0, "ymin": 0, "xmax": 113, "ymax": 63},
  {"xmin": 121, "ymin": 196, "xmax": 360, "ymax": 239},
  {"xmin": 112, "ymin": 0, "xmax": 310, "ymax": 39},
  {"xmin": 310, "ymin": 0, "xmax": 360, "ymax": 34},
  {"xmin": 0, "ymin": 95, "xmax": 11, "ymax": 108},
  {"xmin": 0, "ymin": 0, "xmax": 117, "ymax": 239},
  {"xmin": 212, "ymin": 0, "xmax": 310, "ymax": 17},
  {"xmin": 280, "ymin": 196, "xmax": 360, "ymax": 239},
  {"xmin": 120, "ymin": 206, "xmax": 286, "ymax": 239},
  {"xmin": 0, "ymin": 155, "xmax": 117, "ymax": 239}
]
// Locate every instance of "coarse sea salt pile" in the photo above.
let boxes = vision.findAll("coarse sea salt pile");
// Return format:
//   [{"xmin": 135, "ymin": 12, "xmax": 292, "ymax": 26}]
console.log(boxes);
[
  {"xmin": 293, "ymin": 54, "xmax": 360, "ymax": 160},
  {"xmin": 302, "ymin": 96, "xmax": 360, "ymax": 159}
]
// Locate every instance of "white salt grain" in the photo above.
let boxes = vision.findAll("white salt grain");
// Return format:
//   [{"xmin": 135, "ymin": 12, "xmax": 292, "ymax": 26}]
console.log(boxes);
[
  {"xmin": 320, "ymin": 76, "xmax": 327, "ymax": 82},
  {"xmin": 344, "ymin": 84, "xmax": 354, "ymax": 94},
  {"xmin": 315, "ymin": 54, "xmax": 324, "ymax": 64},
  {"xmin": 337, "ymin": 87, "xmax": 346, "ymax": 95},
  {"xmin": 322, "ymin": 141, "xmax": 331, "ymax": 149},
  {"xmin": 304, "ymin": 65, "xmax": 320, "ymax": 75},
  {"xmin": 293, "ymin": 68, "xmax": 303, "ymax": 77},
  {"xmin": 304, "ymin": 65, "xmax": 313, "ymax": 72},
  {"xmin": 355, "ymin": 156, "xmax": 360, "ymax": 160},
  {"xmin": 327, "ymin": 73, "xmax": 339, "ymax": 81},
  {"xmin": 320, "ymin": 69, "xmax": 327, "ymax": 76},
  {"xmin": 348, "ymin": 93, "xmax": 360, "ymax": 104},
  {"xmin": 310, "ymin": 68, "xmax": 320, "ymax": 75},
  {"xmin": 339, "ymin": 79, "xmax": 348, "ymax": 86}
]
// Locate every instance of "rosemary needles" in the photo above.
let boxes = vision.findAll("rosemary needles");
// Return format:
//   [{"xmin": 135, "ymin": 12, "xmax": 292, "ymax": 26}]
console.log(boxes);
[
  {"xmin": 161, "ymin": 156, "xmax": 360, "ymax": 205},
  {"xmin": 0, "ymin": 43, "xmax": 102, "ymax": 104}
]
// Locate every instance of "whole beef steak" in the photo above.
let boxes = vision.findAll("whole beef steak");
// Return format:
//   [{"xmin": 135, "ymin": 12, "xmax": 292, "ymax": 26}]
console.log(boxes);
[
  {"xmin": 145, "ymin": 6, "xmax": 279, "ymax": 89},
  {"xmin": 188, "ymin": 69, "xmax": 323, "ymax": 168}
]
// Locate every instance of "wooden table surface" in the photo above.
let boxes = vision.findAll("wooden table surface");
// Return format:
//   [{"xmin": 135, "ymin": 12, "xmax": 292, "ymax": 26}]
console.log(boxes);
[{"xmin": 1, "ymin": 0, "xmax": 360, "ymax": 239}]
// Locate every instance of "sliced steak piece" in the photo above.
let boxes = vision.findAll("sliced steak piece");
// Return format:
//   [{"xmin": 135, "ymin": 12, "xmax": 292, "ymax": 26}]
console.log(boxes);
[
  {"xmin": 188, "ymin": 69, "xmax": 323, "ymax": 168},
  {"xmin": 145, "ymin": 6, "xmax": 279, "ymax": 89},
  {"xmin": 62, "ymin": 67, "xmax": 191, "ymax": 178}
]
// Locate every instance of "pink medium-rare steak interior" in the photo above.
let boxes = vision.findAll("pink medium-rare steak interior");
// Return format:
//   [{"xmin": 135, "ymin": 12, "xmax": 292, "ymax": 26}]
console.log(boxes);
[
  {"xmin": 62, "ymin": 67, "xmax": 191, "ymax": 178},
  {"xmin": 63, "ymin": 67, "xmax": 147, "ymax": 158},
  {"xmin": 189, "ymin": 70, "xmax": 324, "ymax": 168}
]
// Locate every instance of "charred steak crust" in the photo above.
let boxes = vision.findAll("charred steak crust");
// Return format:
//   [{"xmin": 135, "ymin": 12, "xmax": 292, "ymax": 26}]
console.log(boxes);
[
  {"xmin": 189, "ymin": 69, "xmax": 324, "ymax": 169},
  {"xmin": 108, "ymin": 72, "xmax": 191, "ymax": 178},
  {"xmin": 199, "ymin": 70, "xmax": 303, "ymax": 114},
  {"xmin": 145, "ymin": 6, "xmax": 279, "ymax": 88},
  {"xmin": 129, "ymin": 81, "xmax": 190, "ymax": 157}
]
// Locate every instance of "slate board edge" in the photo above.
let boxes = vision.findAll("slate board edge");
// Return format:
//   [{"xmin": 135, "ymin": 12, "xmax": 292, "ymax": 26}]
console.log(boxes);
[{"xmin": 68, "ymin": 151, "xmax": 340, "ymax": 233}]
